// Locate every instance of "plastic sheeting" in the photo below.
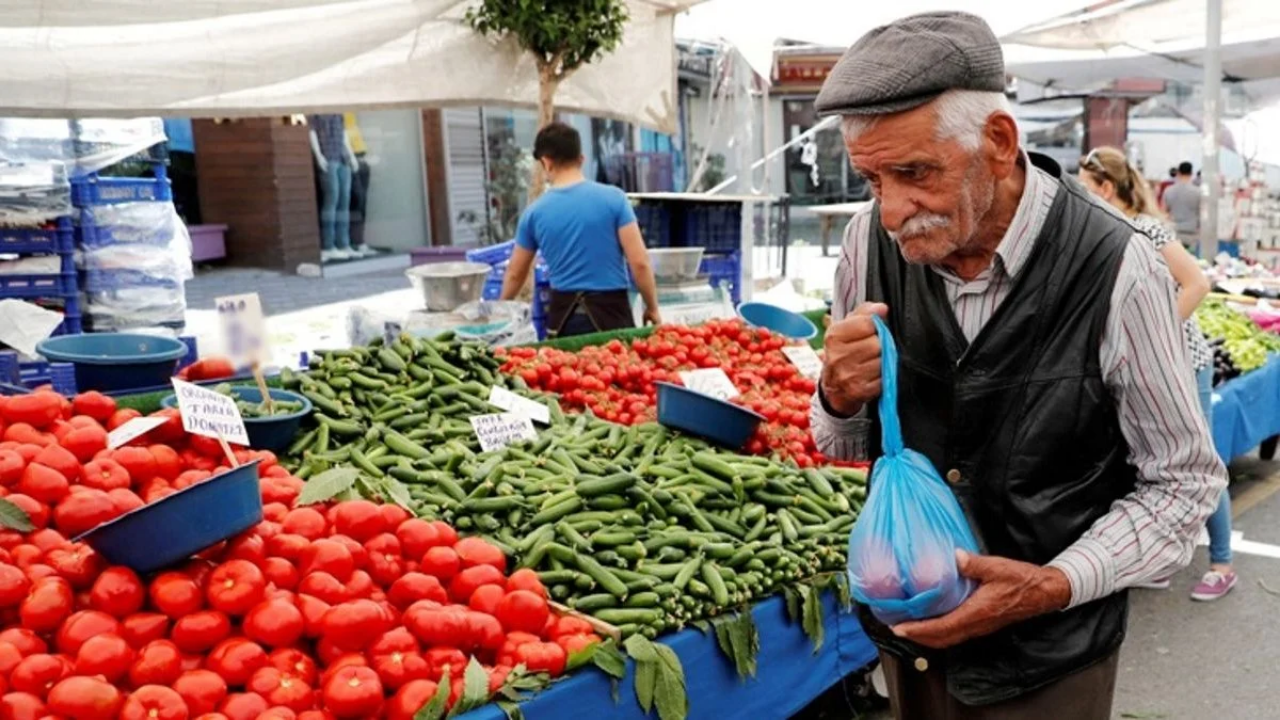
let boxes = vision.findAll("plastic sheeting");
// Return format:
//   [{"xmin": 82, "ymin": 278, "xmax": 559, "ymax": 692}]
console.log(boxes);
[{"xmin": 0, "ymin": 0, "xmax": 701, "ymax": 134}]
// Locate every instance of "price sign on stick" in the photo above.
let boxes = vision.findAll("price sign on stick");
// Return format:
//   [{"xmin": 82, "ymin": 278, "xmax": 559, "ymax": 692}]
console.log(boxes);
[
  {"xmin": 216, "ymin": 293, "xmax": 269, "ymax": 369},
  {"xmin": 782, "ymin": 345, "xmax": 824, "ymax": 380},
  {"xmin": 171, "ymin": 379, "xmax": 249, "ymax": 465},
  {"xmin": 470, "ymin": 413, "xmax": 538, "ymax": 453},
  {"xmin": 488, "ymin": 386, "xmax": 551, "ymax": 425},
  {"xmin": 107, "ymin": 417, "xmax": 169, "ymax": 450},
  {"xmin": 678, "ymin": 369, "xmax": 739, "ymax": 400}
]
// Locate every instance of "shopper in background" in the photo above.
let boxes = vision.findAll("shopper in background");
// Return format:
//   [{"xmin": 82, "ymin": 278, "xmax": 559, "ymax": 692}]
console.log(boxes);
[
  {"xmin": 1164, "ymin": 161, "xmax": 1202, "ymax": 248},
  {"xmin": 501, "ymin": 122, "xmax": 661, "ymax": 338},
  {"xmin": 812, "ymin": 11, "xmax": 1226, "ymax": 718},
  {"xmin": 1078, "ymin": 147, "xmax": 1235, "ymax": 601},
  {"xmin": 1157, "ymin": 166, "xmax": 1177, "ymax": 208}
]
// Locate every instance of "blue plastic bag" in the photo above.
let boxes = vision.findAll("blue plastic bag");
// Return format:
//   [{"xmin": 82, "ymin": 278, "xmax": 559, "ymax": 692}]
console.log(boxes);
[{"xmin": 847, "ymin": 316, "xmax": 981, "ymax": 626}]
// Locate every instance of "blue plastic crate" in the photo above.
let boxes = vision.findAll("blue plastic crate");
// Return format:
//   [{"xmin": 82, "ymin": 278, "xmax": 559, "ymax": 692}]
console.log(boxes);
[
  {"xmin": 482, "ymin": 276, "xmax": 503, "ymax": 301},
  {"xmin": 0, "ymin": 273, "xmax": 76, "ymax": 299},
  {"xmin": 71, "ymin": 171, "xmax": 172, "ymax": 207},
  {"xmin": 699, "ymin": 251, "xmax": 741, "ymax": 277},
  {"xmin": 0, "ymin": 218, "xmax": 74, "ymax": 256},
  {"xmin": 635, "ymin": 202, "xmax": 671, "ymax": 248},
  {"xmin": 0, "ymin": 352, "xmax": 77, "ymax": 395},
  {"xmin": 681, "ymin": 203, "xmax": 741, "ymax": 253},
  {"xmin": 82, "ymin": 268, "xmax": 182, "ymax": 293},
  {"xmin": 465, "ymin": 240, "xmax": 516, "ymax": 266},
  {"xmin": 533, "ymin": 317, "xmax": 548, "ymax": 341}
]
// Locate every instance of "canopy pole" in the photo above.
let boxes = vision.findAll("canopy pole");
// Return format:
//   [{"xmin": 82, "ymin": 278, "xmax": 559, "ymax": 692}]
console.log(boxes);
[
  {"xmin": 1202, "ymin": 0, "xmax": 1223, "ymax": 259},
  {"xmin": 706, "ymin": 115, "xmax": 839, "ymax": 195}
]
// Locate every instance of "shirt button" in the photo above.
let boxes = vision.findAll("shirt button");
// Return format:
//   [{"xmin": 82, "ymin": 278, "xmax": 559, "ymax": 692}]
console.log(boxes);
[
  {"xmin": 946, "ymin": 469, "xmax": 961, "ymax": 484},
  {"xmin": 914, "ymin": 657, "xmax": 929, "ymax": 672}
]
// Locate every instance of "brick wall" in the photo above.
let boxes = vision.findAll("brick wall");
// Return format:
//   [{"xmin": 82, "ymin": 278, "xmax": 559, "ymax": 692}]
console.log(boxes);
[{"xmin": 193, "ymin": 118, "xmax": 321, "ymax": 271}]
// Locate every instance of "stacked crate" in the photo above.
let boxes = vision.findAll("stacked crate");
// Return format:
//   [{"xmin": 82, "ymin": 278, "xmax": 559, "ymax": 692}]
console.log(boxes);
[
  {"xmin": 634, "ymin": 200, "xmax": 743, "ymax": 304},
  {"xmin": 0, "ymin": 218, "xmax": 82, "ymax": 335}
]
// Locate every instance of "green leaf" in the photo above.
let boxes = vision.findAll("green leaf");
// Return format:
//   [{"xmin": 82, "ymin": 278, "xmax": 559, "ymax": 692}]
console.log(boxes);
[
  {"xmin": 727, "ymin": 614, "xmax": 758, "ymax": 679},
  {"xmin": 783, "ymin": 585, "xmax": 800, "ymax": 624},
  {"xmin": 800, "ymin": 584, "xmax": 825, "ymax": 654},
  {"xmin": 0, "ymin": 498, "xmax": 33, "ymax": 533},
  {"xmin": 499, "ymin": 687, "xmax": 524, "ymax": 702},
  {"xmin": 497, "ymin": 700, "xmax": 525, "ymax": 720},
  {"xmin": 713, "ymin": 618, "xmax": 735, "ymax": 664},
  {"xmin": 380, "ymin": 475, "xmax": 415, "ymax": 510},
  {"xmin": 414, "ymin": 666, "xmax": 451, "ymax": 720},
  {"xmin": 833, "ymin": 573, "xmax": 853, "ymax": 611},
  {"xmin": 297, "ymin": 467, "xmax": 359, "ymax": 506},
  {"xmin": 652, "ymin": 644, "xmax": 684, "ymax": 689},
  {"xmin": 691, "ymin": 619, "xmax": 712, "ymax": 635},
  {"xmin": 623, "ymin": 634, "xmax": 659, "ymax": 663},
  {"xmin": 459, "ymin": 657, "xmax": 492, "ymax": 712},
  {"xmin": 566, "ymin": 641, "xmax": 598, "ymax": 671},
  {"xmin": 591, "ymin": 639, "xmax": 627, "ymax": 679},
  {"xmin": 652, "ymin": 646, "xmax": 689, "ymax": 720},
  {"xmin": 634, "ymin": 657, "xmax": 657, "ymax": 713}
]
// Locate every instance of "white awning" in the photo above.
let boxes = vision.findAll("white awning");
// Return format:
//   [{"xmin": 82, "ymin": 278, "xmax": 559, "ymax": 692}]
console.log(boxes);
[{"xmin": 0, "ymin": 0, "xmax": 704, "ymax": 133}]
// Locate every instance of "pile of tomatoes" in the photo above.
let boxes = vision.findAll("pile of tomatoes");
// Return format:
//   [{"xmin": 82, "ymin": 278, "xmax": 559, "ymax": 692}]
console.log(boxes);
[
  {"xmin": 499, "ymin": 319, "xmax": 832, "ymax": 466},
  {"xmin": 0, "ymin": 389, "xmax": 599, "ymax": 719}
]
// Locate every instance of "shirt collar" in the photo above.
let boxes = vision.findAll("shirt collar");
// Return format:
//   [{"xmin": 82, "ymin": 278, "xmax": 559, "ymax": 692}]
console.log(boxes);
[{"xmin": 990, "ymin": 151, "xmax": 1055, "ymax": 281}]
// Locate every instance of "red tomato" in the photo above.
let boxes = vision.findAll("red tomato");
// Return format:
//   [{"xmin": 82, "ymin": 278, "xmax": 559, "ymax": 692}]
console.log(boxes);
[
  {"xmin": 447, "ymin": 564, "xmax": 504, "ymax": 604},
  {"xmin": 504, "ymin": 568, "xmax": 546, "ymax": 599},
  {"xmin": 0, "ymin": 691, "xmax": 46, "ymax": 720},
  {"xmin": 219, "ymin": 692, "xmax": 269, "ymax": 720},
  {"xmin": 89, "ymin": 566, "xmax": 144, "ymax": 618},
  {"xmin": 3, "ymin": 495, "xmax": 46, "ymax": 531},
  {"xmin": 453, "ymin": 537, "xmax": 505, "ymax": 573},
  {"xmin": 206, "ymin": 639, "xmax": 269, "ymax": 687},
  {"xmin": 0, "ymin": 563, "xmax": 30, "ymax": 607},
  {"xmin": 513, "ymin": 642, "xmax": 566, "ymax": 677},
  {"xmin": 207, "ymin": 560, "xmax": 267, "ymax": 616},
  {"xmin": 74, "ymin": 633, "xmax": 134, "ymax": 683},
  {"xmin": 246, "ymin": 667, "xmax": 314, "ymax": 712},
  {"xmin": 10, "ymin": 654, "xmax": 69, "ymax": 697},
  {"xmin": 51, "ymin": 489, "xmax": 117, "ymax": 537},
  {"xmin": 130, "ymin": 639, "xmax": 184, "ymax": 687},
  {"xmin": 320, "ymin": 666, "xmax": 382, "ymax": 719},
  {"xmin": 385, "ymin": 679, "xmax": 439, "ymax": 720},
  {"xmin": 371, "ymin": 648, "xmax": 430, "ymax": 691},
  {"xmin": 46, "ymin": 676, "xmax": 122, "ymax": 720},
  {"xmin": 242, "ymin": 598, "xmax": 304, "ymax": 649},
  {"xmin": 150, "ymin": 572, "xmax": 203, "ymax": 618},
  {"xmin": 386, "ymin": 573, "xmax": 447, "ymax": 610},
  {"xmin": 119, "ymin": 685, "xmax": 188, "ymax": 720},
  {"xmin": 320, "ymin": 600, "xmax": 389, "ymax": 652},
  {"xmin": 418, "ymin": 547, "xmax": 460, "ymax": 583},
  {"xmin": 55, "ymin": 609, "xmax": 121, "ymax": 655},
  {"xmin": 0, "ymin": 452, "xmax": 26, "ymax": 488},
  {"xmin": 122, "ymin": 612, "xmax": 171, "ymax": 649},
  {"xmin": 172, "ymin": 610, "xmax": 233, "ymax": 653},
  {"xmin": 173, "ymin": 670, "xmax": 229, "ymax": 716},
  {"xmin": 19, "ymin": 576, "xmax": 72, "ymax": 633},
  {"xmin": 267, "ymin": 649, "xmax": 318, "ymax": 687},
  {"xmin": 280, "ymin": 509, "xmax": 326, "ymax": 540},
  {"xmin": 467, "ymin": 584, "xmax": 505, "ymax": 617},
  {"xmin": 331, "ymin": 501, "xmax": 385, "ymax": 542},
  {"xmin": 58, "ymin": 426, "xmax": 107, "ymax": 464},
  {"xmin": 112, "ymin": 446, "xmax": 158, "ymax": 484},
  {"xmin": 0, "ymin": 628, "xmax": 44, "ymax": 657},
  {"xmin": 299, "ymin": 540, "xmax": 354, "ymax": 583},
  {"xmin": 17, "ymin": 463, "xmax": 68, "ymax": 505}
]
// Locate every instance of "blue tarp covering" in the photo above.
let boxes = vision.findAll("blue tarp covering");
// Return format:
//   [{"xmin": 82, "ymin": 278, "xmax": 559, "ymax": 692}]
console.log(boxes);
[
  {"xmin": 462, "ymin": 590, "xmax": 878, "ymax": 720},
  {"xmin": 1212, "ymin": 354, "xmax": 1280, "ymax": 462}
]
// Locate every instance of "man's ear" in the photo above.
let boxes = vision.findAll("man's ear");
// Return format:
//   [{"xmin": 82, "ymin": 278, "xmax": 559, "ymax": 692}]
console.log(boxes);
[{"xmin": 982, "ymin": 112, "xmax": 1021, "ymax": 181}]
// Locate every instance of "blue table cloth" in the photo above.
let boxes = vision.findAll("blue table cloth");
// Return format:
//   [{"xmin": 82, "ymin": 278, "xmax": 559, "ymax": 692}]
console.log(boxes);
[
  {"xmin": 1212, "ymin": 354, "xmax": 1280, "ymax": 462},
  {"xmin": 462, "ymin": 590, "xmax": 877, "ymax": 720}
]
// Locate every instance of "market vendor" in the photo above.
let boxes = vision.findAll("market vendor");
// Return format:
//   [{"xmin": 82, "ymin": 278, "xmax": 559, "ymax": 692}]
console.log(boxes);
[
  {"xmin": 500, "ymin": 122, "xmax": 661, "ymax": 337},
  {"xmin": 810, "ymin": 12, "xmax": 1227, "ymax": 720}
]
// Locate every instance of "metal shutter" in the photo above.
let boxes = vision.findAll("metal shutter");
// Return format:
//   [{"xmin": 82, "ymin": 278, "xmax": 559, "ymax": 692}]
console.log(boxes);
[{"xmin": 443, "ymin": 108, "xmax": 488, "ymax": 246}]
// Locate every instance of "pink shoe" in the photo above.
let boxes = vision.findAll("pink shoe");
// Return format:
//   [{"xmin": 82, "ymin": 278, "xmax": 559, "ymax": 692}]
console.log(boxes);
[{"xmin": 1190, "ymin": 570, "xmax": 1238, "ymax": 601}]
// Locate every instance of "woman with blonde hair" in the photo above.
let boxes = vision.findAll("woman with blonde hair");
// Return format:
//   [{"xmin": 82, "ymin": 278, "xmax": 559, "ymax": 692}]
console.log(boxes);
[{"xmin": 1079, "ymin": 146, "xmax": 1235, "ymax": 601}]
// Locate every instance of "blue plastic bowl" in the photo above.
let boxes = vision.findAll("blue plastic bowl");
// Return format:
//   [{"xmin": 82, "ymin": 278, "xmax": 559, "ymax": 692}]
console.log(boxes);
[
  {"xmin": 737, "ymin": 302, "xmax": 818, "ymax": 340},
  {"xmin": 77, "ymin": 461, "xmax": 263, "ymax": 574},
  {"xmin": 162, "ymin": 387, "xmax": 313, "ymax": 453},
  {"xmin": 656, "ymin": 382, "xmax": 765, "ymax": 450},
  {"xmin": 37, "ymin": 333, "xmax": 188, "ymax": 392}
]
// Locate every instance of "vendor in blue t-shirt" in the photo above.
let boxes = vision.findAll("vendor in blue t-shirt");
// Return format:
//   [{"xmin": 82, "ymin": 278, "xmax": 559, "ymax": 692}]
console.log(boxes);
[{"xmin": 500, "ymin": 122, "xmax": 661, "ymax": 338}]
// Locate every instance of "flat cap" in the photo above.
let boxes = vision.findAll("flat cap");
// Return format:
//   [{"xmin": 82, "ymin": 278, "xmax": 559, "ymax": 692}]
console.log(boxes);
[{"xmin": 814, "ymin": 11, "xmax": 1005, "ymax": 117}]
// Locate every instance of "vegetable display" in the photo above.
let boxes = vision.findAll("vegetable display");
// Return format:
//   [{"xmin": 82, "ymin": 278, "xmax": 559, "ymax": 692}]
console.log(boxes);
[
  {"xmin": 0, "ymin": 388, "xmax": 602, "ymax": 718},
  {"xmin": 1196, "ymin": 300, "xmax": 1280, "ymax": 382},
  {"xmin": 498, "ymin": 320, "xmax": 830, "ymax": 466},
  {"xmin": 207, "ymin": 384, "xmax": 309, "ymax": 419}
]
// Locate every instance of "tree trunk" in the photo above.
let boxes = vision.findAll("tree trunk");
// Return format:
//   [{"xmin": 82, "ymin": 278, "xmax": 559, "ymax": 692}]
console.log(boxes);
[{"xmin": 527, "ymin": 66, "xmax": 560, "ymax": 203}]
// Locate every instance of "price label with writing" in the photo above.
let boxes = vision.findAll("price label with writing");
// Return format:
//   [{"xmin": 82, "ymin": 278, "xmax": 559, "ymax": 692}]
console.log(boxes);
[
  {"xmin": 782, "ymin": 345, "xmax": 824, "ymax": 380},
  {"xmin": 678, "ymin": 369, "xmax": 739, "ymax": 400},
  {"xmin": 216, "ymin": 293, "xmax": 268, "ymax": 368},
  {"xmin": 488, "ymin": 386, "xmax": 551, "ymax": 425},
  {"xmin": 107, "ymin": 417, "xmax": 169, "ymax": 449},
  {"xmin": 171, "ymin": 379, "xmax": 250, "ymax": 446},
  {"xmin": 470, "ymin": 413, "xmax": 539, "ymax": 453}
]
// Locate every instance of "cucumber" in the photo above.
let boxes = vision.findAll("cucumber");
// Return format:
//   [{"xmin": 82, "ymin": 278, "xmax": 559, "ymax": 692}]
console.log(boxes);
[
  {"xmin": 575, "ymin": 554, "xmax": 629, "ymax": 598},
  {"xmin": 570, "ymin": 593, "xmax": 618, "ymax": 612}
]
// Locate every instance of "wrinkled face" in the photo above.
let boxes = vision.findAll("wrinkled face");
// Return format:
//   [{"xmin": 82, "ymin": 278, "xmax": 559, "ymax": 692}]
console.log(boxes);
[{"xmin": 846, "ymin": 104, "xmax": 996, "ymax": 266}]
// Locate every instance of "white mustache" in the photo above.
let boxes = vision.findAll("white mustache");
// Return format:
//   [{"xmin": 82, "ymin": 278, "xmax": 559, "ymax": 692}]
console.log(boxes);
[{"xmin": 887, "ymin": 213, "xmax": 951, "ymax": 241}]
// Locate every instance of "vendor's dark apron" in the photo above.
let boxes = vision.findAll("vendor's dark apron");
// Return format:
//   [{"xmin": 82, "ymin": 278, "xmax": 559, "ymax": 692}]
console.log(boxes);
[{"xmin": 546, "ymin": 289, "xmax": 635, "ymax": 338}]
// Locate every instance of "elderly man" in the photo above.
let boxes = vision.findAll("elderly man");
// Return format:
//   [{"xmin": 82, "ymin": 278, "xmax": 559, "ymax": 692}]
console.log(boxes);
[{"xmin": 810, "ymin": 12, "xmax": 1227, "ymax": 719}]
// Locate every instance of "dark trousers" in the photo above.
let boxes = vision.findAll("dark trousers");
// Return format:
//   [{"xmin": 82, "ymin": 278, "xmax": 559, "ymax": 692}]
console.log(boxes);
[
  {"xmin": 881, "ymin": 650, "xmax": 1119, "ymax": 720},
  {"xmin": 350, "ymin": 154, "xmax": 371, "ymax": 248}
]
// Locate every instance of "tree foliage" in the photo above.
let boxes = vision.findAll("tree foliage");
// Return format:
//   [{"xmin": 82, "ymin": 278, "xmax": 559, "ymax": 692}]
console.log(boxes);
[{"xmin": 466, "ymin": 0, "xmax": 629, "ymax": 86}]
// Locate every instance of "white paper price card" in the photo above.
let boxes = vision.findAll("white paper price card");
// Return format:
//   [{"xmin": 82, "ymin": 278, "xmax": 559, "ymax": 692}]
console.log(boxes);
[
  {"xmin": 678, "ymin": 369, "xmax": 739, "ymax": 400},
  {"xmin": 171, "ymin": 378, "xmax": 250, "ymax": 446},
  {"xmin": 106, "ymin": 417, "xmax": 169, "ymax": 450},
  {"xmin": 488, "ymin": 386, "xmax": 551, "ymax": 425},
  {"xmin": 216, "ymin": 293, "xmax": 269, "ymax": 368},
  {"xmin": 782, "ymin": 345, "xmax": 824, "ymax": 380},
  {"xmin": 470, "ymin": 413, "xmax": 538, "ymax": 453}
]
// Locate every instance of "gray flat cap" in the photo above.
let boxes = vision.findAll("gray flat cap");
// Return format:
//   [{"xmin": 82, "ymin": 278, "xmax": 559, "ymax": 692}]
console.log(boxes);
[{"xmin": 814, "ymin": 11, "xmax": 1005, "ymax": 117}]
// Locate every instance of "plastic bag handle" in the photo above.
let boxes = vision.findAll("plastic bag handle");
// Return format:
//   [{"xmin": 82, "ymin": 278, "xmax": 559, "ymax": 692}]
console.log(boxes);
[{"xmin": 871, "ymin": 315, "xmax": 903, "ymax": 456}]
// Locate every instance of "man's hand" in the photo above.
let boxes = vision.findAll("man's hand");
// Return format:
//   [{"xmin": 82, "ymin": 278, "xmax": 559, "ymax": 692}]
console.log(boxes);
[
  {"xmin": 643, "ymin": 307, "xmax": 662, "ymax": 326},
  {"xmin": 891, "ymin": 550, "xmax": 1072, "ymax": 649},
  {"xmin": 821, "ymin": 303, "xmax": 889, "ymax": 416}
]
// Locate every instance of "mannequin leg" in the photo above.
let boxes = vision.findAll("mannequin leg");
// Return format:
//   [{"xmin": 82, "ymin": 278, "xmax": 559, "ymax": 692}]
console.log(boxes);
[
  {"xmin": 335, "ymin": 164, "xmax": 353, "ymax": 251},
  {"xmin": 318, "ymin": 162, "xmax": 339, "ymax": 251},
  {"xmin": 351, "ymin": 155, "xmax": 371, "ymax": 249}
]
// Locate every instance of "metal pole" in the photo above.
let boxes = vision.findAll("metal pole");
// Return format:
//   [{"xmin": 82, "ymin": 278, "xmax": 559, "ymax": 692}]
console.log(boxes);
[
  {"xmin": 1202, "ymin": 0, "xmax": 1222, "ymax": 258},
  {"xmin": 706, "ymin": 115, "xmax": 839, "ymax": 195}
]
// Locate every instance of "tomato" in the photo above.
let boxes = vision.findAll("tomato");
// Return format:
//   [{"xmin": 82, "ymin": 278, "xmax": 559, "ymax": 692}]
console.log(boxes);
[
  {"xmin": 207, "ymin": 639, "xmax": 269, "ymax": 687},
  {"xmin": 428, "ymin": 521, "xmax": 458, "ymax": 547},
  {"xmin": 51, "ymin": 489, "xmax": 117, "ymax": 537},
  {"xmin": 320, "ymin": 666, "xmax": 382, "ymax": 719},
  {"xmin": 386, "ymin": 572, "xmax": 447, "ymax": 610},
  {"xmin": 87, "ymin": 566, "xmax": 144, "ymax": 618},
  {"xmin": 403, "ymin": 606, "xmax": 466, "ymax": 649},
  {"xmin": 3, "ymin": 495, "xmax": 46, "ymax": 531},
  {"xmin": 0, "ymin": 450, "xmax": 24, "ymax": 488},
  {"xmin": 19, "ymin": 576, "xmax": 72, "ymax": 633},
  {"xmin": 207, "ymin": 560, "xmax": 267, "ymax": 616},
  {"xmin": 331, "ymin": 501, "xmax": 384, "ymax": 542},
  {"xmin": 453, "ymin": 537, "xmax": 505, "ymax": 573},
  {"xmin": 73, "ymin": 633, "xmax": 134, "ymax": 683},
  {"xmin": 56, "ymin": 609, "xmax": 121, "ymax": 655},
  {"xmin": 10, "ymin": 654, "xmax": 69, "ymax": 697},
  {"xmin": 447, "ymin": 564, "xmax": 504, "ymax": 604},
  {"xmin": 172, "ymin": 610, "xmax": 232, "ymax": 653},
  {"xmin": 150, "ymin": 572, "xmax": 203, "ymax": 618},
  {"xmin": 71, "ymin": 392, "xmax": 116, "ymax": 423},
  {"xmin": 504, "ymin": 568, "xmax": 546, "ymax": 598},
  {"xmin": 219, "ymin": 692, "xmax": 269, "ymax": 720},
  {"xmin": 130, "ymin": 639, "xmax": 183, "ymax": 687},
  {"xmin": 549, "ymin": 615, "xmax": 594, "ymax": 639},
  {"xmin": 58, "ymin": 426, "xmax": 107, "ymax": 465},
  {"xmin": 293, "ymin": 595, "xmax": 331, "ymax": 639},
  {"xmin": 119, "ymin": 685, "xmax": 190, "ymax": 720},
  {"xmin": 341, "ymin": 570, "xmax": 374, "ymax": 600},
  {"xmin": 465, "ymin": 612, "xmax": 505, "ymax": 653},
  {"xmin": 46, "ymin": 676, "xmax": 122, "ymax": 719},
  {"xmin": 0, "ymin": 642, "xmax": 22, "ymax": 677},
  {"xmin": 0, "ymin": 563, "xmax": 30, "ymax": 607},
  {"xmin": 321, "ymin": 600, "xmax": 388, "ymax": 652},
  {"xmin": 364, "ymin": 533, "xmax": 404, "ymax": 587},
  {"xmin": 108, "ymin": 487, "xmax": 145, "ymax": 515},
  {"xmin": 555, "ymin": 633, "xmax": 600, "ymax": 656},
  {"xmin": 112, "ymin": 446, "xmax": 158, "ymax": 484},
  {"xmin": 242, "ymin": 598, "xmax": 304, "ymax": 649},
  {"xmin": 0, "ymin": 691, "xmax": 46, "ymax": 720},
  {"xmin": 418, "ymin": 547, "xmax": 460, "ymax": 583},
  {"xmin": 174, "ymin": 670, "xmax": 229, "ymax": 716},
  {"xmin": 385, "ymin": 679, "xmax": 439, "ymax": 720},
  {"xmin": 296, "ymin": 573, "xmax": 346, "ymax": 606},
  {"xmin": 247, "ymin": 667, "xmax": 314, "ymax": 712},
  {"xmin": 2, "ymin": 395, "xmax": 61, "ymax": 430},
  {"xmin": 267, "ymin": 649, "xmax": 318, "ymax": 687},
  {"xmin": 17, "ymin": 463, "xmax": 68, "ymax": 505},
  {"xmin": 467, "ymin": 584, "xmax": 505, "ymax": 617},
  {"xmin": 122, "ymin": 612, "xmax": 170, "ymax": 648},
  {"xmin": 280, "ymin": 509, "xmax": 326, "ymax": 540},
  {"xmin": 46, "ymin": 545, "xmax": 105, "ymax": 589},
  {"xmin": 0, "ymin": 629, "xmax": 45, "ymax": 657},
  {"xmin": 371, "ymin": 648, "xmax": 429, "ymax": 691},
  {"xmin": 300, "ymin": 540, "xmax": 354, "ymax": 583},
  {"xmin": 513, "ymin": 642, "xmax": 566, "ymax": 677},
  {"xmin": 422, "ymin": 647, "xmax": 466, "ymax": 682}
]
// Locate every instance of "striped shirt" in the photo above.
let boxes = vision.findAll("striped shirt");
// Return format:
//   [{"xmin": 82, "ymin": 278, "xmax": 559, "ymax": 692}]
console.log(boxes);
[{"xmin": 812, "ymin": 158, "xmax": 1228, "ymax": 608}]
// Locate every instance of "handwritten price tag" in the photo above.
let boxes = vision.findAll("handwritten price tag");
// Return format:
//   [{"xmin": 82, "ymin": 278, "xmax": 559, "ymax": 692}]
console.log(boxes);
[
  {"xmin": 107, "ymin": 417, "xmax": 169, "ymax": 449},
  {"xmin": 782, "ymin": 345, "xmax": 823, "ymax": 380},
  {"xmin": 171, "ymin": 379, "xmax": 249, "ymax": 446},
  {"xmin": 470, "ymin": 413, "xmax": 538, "ymax": 453},
  {"xmin": 678, "ymin": 369, "xmax": 739, "ymax": 401},
  {"xmin": 216, "ymin": 293, "xmax": 268, "ymax": 369},
  {"xmin": 488, "ymin": 386, "xmax": 551, "ymax": 425}
]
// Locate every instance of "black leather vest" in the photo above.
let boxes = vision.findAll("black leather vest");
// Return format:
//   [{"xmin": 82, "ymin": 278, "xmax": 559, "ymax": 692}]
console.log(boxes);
[{"xmin": 858, "ymin": 153, "xmax": 1138, "ymax": 704}]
